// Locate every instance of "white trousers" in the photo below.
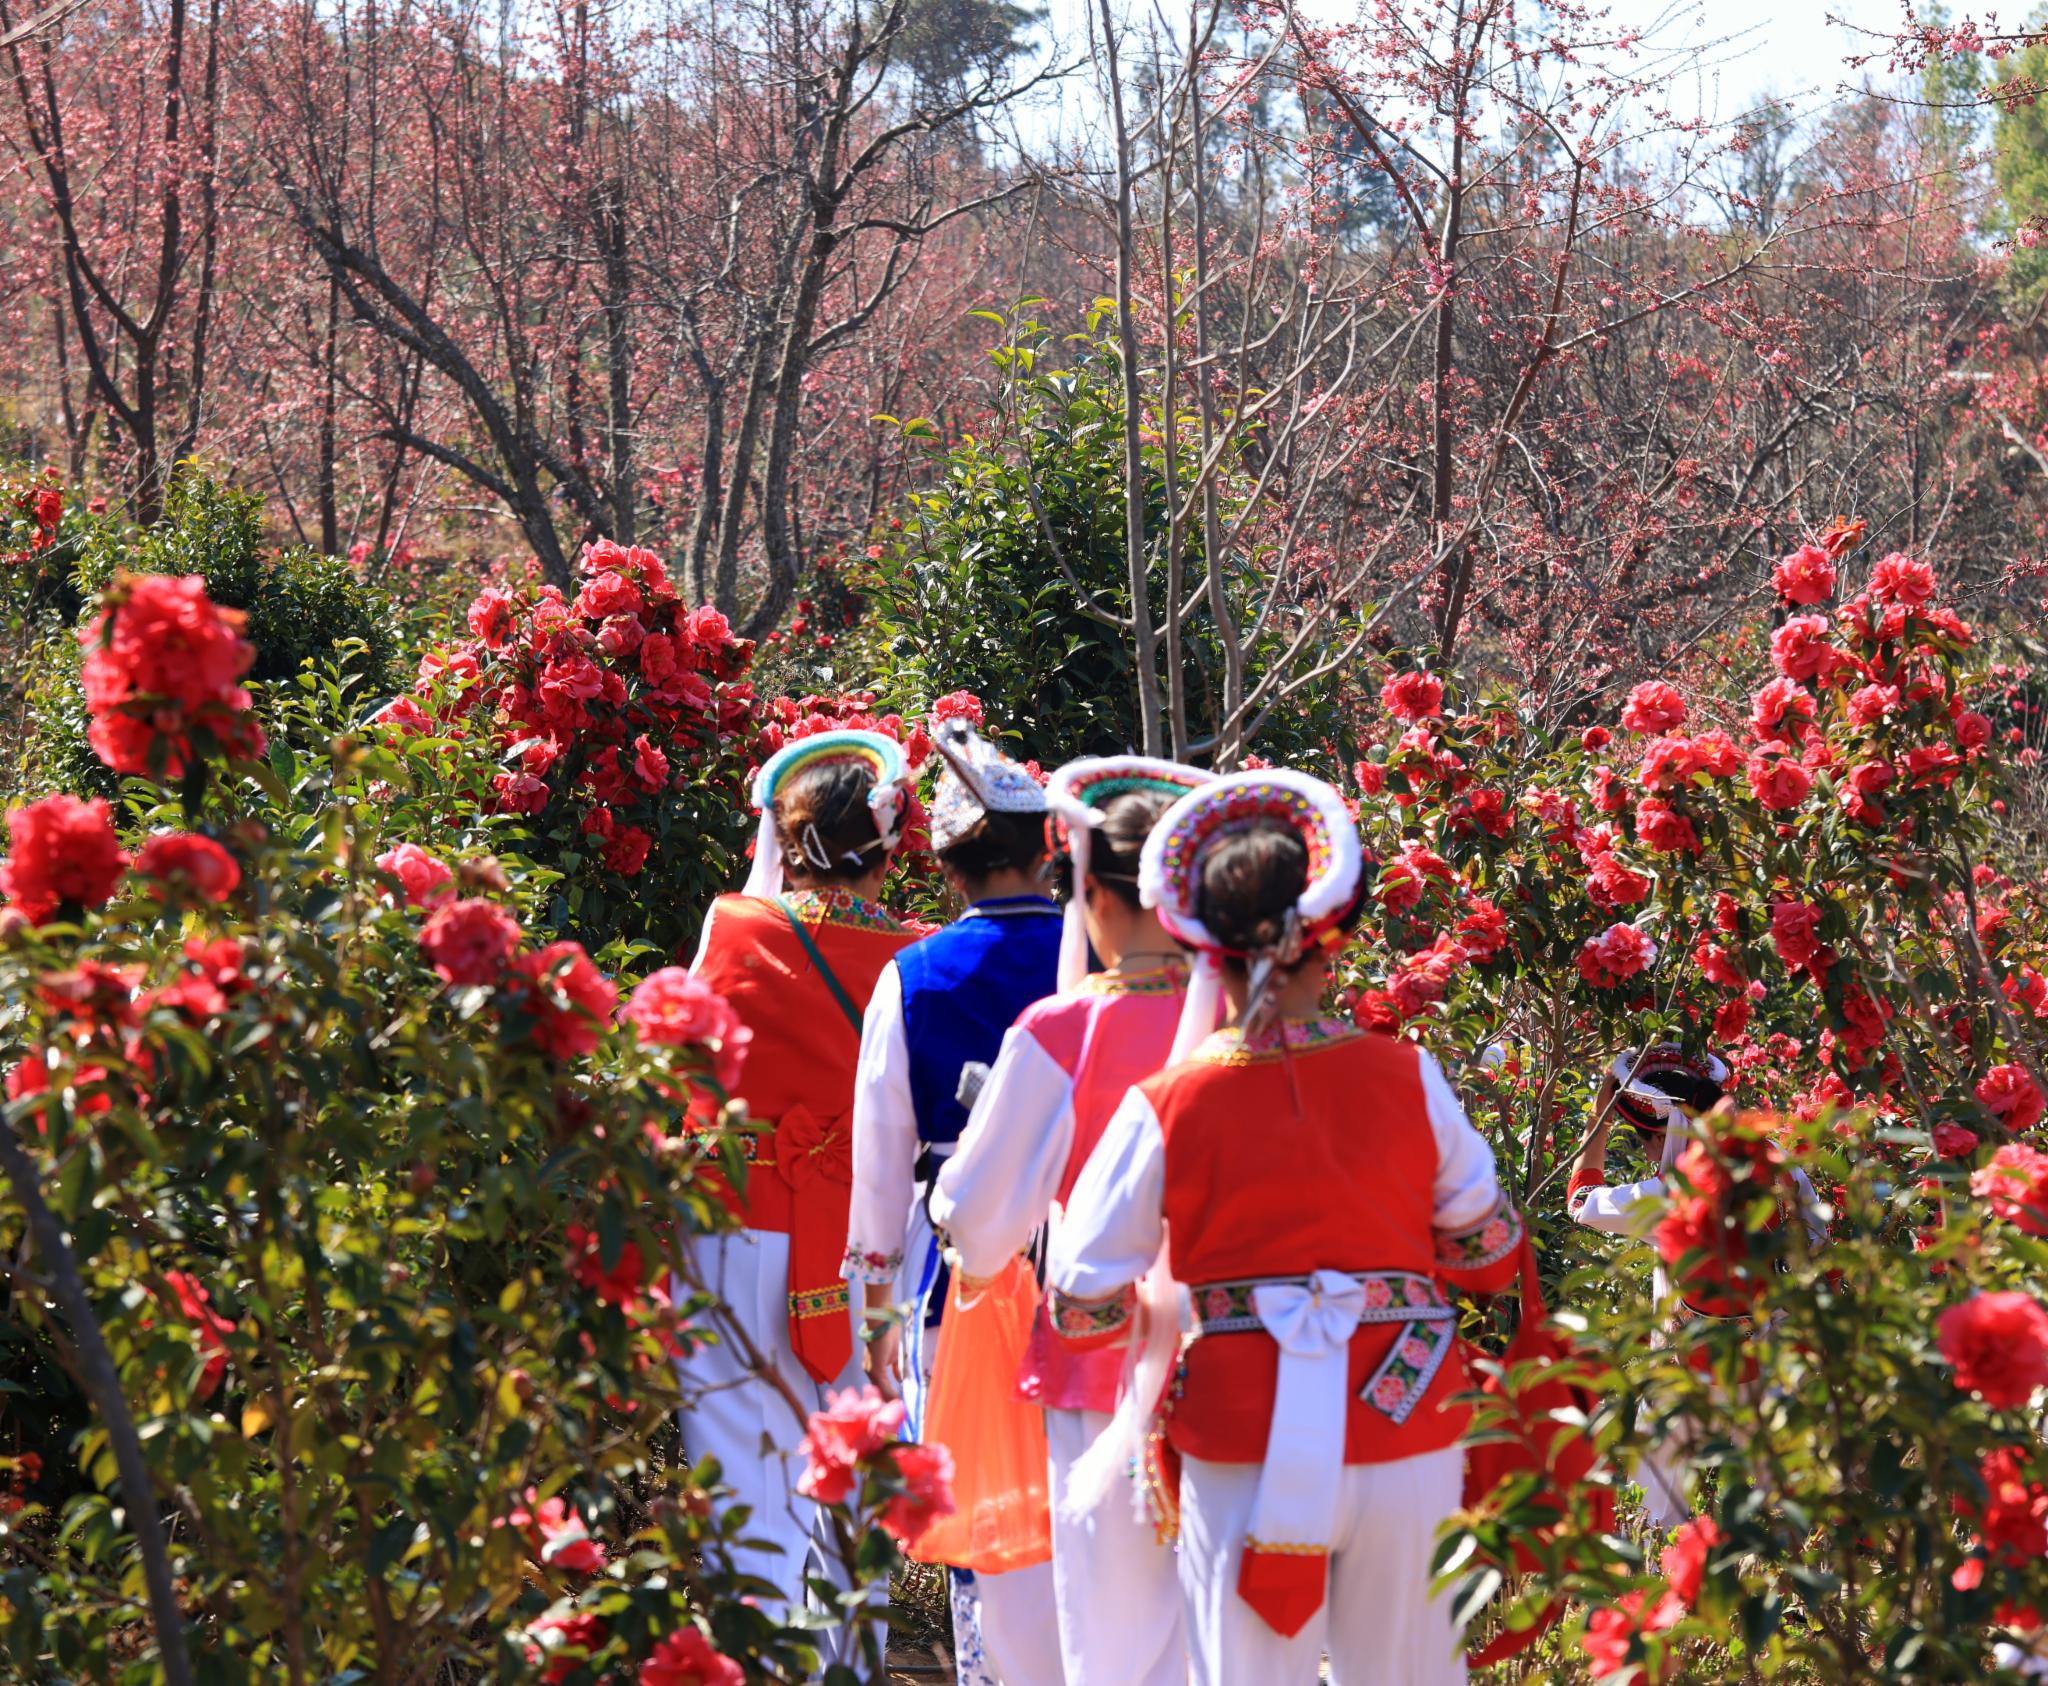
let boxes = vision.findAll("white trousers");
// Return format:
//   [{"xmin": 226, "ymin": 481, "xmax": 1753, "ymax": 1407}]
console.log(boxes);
[
  {"xmin": 674, "ymin": 1229, "xmax": 864, "ymax": 1634},
  {"xmin": 1045, "ymin": 1406, "xmax": 1185, "ymax": 1686},
  {"xmin": 968, "ymin": 1559, "xmax": 1067, "ymax": 1685},
  {"xmin": 1177, "ymin": 1449, "xmax": 1467, "ymax": 1686}
]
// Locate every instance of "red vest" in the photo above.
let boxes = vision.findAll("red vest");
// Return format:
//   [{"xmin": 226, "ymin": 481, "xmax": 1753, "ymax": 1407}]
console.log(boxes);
[{"xmin": 1147, "ymin": 1026, "xmax": 1517, "ymax": 1465}]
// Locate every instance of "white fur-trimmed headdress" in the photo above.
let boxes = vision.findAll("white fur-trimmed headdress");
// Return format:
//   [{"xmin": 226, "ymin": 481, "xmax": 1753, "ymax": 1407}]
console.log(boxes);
[
  {"xmin": 1046, "ymin": 756, "xmax": 1214, "ymax": 992},
  {"xmin": 1140, "ymin": 769, "xmax": 1364, "ymax": 1060},
  {"xmin": 741, "ymin": 729, "xmax": 911, "ymax": 898},
  {"xmin": 928, "ymin": 718, "xmax": 1047, "ymax": 853}
]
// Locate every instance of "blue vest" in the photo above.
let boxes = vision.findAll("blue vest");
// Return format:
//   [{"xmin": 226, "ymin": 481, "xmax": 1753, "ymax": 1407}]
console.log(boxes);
[{"xmin": 896, "ymin": 896, "xmax": 1062, "ymax": 1152}]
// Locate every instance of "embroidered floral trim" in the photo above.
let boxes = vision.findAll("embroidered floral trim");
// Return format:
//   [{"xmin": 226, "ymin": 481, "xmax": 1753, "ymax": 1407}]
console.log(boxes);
[
  {"xmin": 1190, "ymin": 1271, "xmax": 1450, "ymax": 1335},
  {"xmin": 840, "ymin": 1243, "xmax": 903, "ymax": 1284},
  {"xmin": 1434, "ymin": 1197, "xmax": 1525, "ymax": 1272},
  {"xmin": 1048, "ymin": 1284, "xmax": 1136, "ymax": 1339},
  {"xmin": 778, "ymin": 887, "xmax": 904, "ymax": 934},
  {"xmin": 1074, "ymin": 962, "xmax": 1188, "ymax": 998},
  {"xmin": 790, "ymin": 1283, "xmax": 851, "ymax": 1321},
  {"xmin": 1191, "ymin": 1015, "xmax": 1363, "ymax": 1066},
  {"xmin": 1358, "ymin": 1314, "xmax": 1457, "ymax": 1424}
]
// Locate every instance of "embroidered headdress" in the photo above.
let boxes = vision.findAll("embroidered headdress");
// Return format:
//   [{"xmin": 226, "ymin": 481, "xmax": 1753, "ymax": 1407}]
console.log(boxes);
[
  {"xmin": 1045, "ymin": 756, "xmax": 1213, "ymax": 992},
  {"xmin": 741, "ymin": 729, "xmax": 911, "ymax": 898},
  {"xmin": 928, "ymin": 718, "xmax": 1047, "ymax": 854},
  {"xmin": 1141, "ymin": 769, "xmax": 1363, "ymax": 1061},
  {"xmin": 1610, "ymin": 1043, "xmax": 1731, "ymax": 1165}
]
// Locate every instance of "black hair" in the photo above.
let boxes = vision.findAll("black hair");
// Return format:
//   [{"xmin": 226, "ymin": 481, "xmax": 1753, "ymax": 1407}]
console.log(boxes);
[
  {"xmin": 938, "ymin": 808, "xmax": 1049, "ymax": 885},
  {"xmin": 772, "ymin": 758, "xmax": 887, "ymax": 886},
  {"xmin": 1190, "ymin": 816, "xmax": 1363, "ymax": 974},
  {"xmin": 1050, "ymin": 787, "xmax": 1180, "ymax": 910}
]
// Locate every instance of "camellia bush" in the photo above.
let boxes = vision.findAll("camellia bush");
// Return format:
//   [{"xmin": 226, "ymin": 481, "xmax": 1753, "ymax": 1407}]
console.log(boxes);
[
  {"xmin": 1315, "ymin": 527, "xmax": 2048, "ymax": 1679},
  {"xmin": 0, "ymin": 570, "xmax": 957, "ymax": 1684}
]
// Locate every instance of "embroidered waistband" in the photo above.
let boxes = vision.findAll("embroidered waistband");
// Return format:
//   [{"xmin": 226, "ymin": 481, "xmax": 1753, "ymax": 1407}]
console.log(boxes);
[{"xmin": 1189, "ymin": 1270, "xmax": 1450, "ymax": 1336}]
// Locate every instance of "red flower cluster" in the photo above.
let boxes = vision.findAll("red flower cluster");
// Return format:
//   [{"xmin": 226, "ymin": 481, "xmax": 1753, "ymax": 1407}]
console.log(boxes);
[
  {"xmin": 1660, "ymin": 1514, "xmax": 1723, "ymax": 1608},
  {"xmin": 565, "ymin": 1224, "xmax": 650, "ymax": 1310},
  {"xmin": 419, "ymin": 898, "xmax": 523, "ymax": 986},
  {"xmin": 79, "ymin": 572, "xmax": 264, "ymax": 778},
  {"xmin": 1581, "ymin": 1585, "xmax": 1681, "ymax": 1684},
  {"xmin": 1972, "ymin": 1143, "xmax": 2048, "ymax": 1237},
  {"xmin": 376, "ymin": 843, "xmax": 455, "ymax": 909},
  {"xmin": 0, "ymin": 794, "xmax": 128, "ymax": 923},
  {"xmin": 135, "ymin": 833, "xmax": 240, "ymax": 904},
  {"xmin": 1381, "ymin": 669, "xmax": 1444, "ymax": 724},
  {"xmin": 638, "ymin": 1627, "xmax": 744, "ymax": 1686},
  {"xmin": 1960, "ymin": 1447, "xmax": 2048, "ymax": 1564},
  {"xmin": 409, "ymin": 542, "xmax": 756, "ymax": 880},
  {"xmin": 1976, "ymin": 1065, "xmax": 2045, "ymax": 1134},
  {"xmin": 505, "ymin": 942, "xmax": 621, "ymax": 1060},
  {"xmin": 1577, "ymin": 922, "xmax": 1656, "ymax": 989},
  {"xmin": 158, "ymin": 1270, "xmax": 236, "ymax": 1400},
  {"xmin": 501, "ymin": 1487, "xmax": 608, "ymax": 1575}
]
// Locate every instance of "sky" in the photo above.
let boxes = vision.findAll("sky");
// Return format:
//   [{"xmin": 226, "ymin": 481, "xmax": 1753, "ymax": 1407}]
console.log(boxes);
[{"xmin": 1619, "ymin": 0, "xmax": 1927, "ymax": 123}]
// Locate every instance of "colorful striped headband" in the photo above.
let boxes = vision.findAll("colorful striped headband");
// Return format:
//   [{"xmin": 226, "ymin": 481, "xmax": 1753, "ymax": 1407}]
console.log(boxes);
[{"xmin": 742, "ymin": 729, "xmax": 911, "ymax": 898}]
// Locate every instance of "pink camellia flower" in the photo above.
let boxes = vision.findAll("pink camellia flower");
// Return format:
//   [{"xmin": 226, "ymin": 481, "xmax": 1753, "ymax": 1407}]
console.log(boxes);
[
  {"xmin": 1620, "ymin": 681, "xmax": 1686, "ymax": 734},
  {"xmin": 1972, "ymin": 1143, "xmax": 2048, "ymax": 1238},
  {"xmin": 1749, "ymin": 677, "xmax": 1816, "ymax": 742},
  {"xmin": 1576, "ymin": 922, "xmax": 1657, "ymax": 988},
  {"xmin": 1846, "ymin": 683, "xmax": 1901, "ymax": 726},
  {"xmin": 506, "ymin": 941, "xmax": 619, "ymax": 1060},
  {"xmin": 1381, "ymin": 670, "xmax": 1444, "ymax": 724},
  {"xmin": 877, "ymin": 1440, "xmax": 956, "ymax": 1549},
  {"xmin": 134, "ymin": 833, "xmax": 241, "ymax": 904},
  {"xmin": 375, "ymin": 843, "xmax": 455, "ymax": 909},
  {"xmin": 631, "ymin": 734, "xmax": 670, "ymax": 790},
  {"xmin": 1770, "ymin": 615, "xmax": 1848, "ymax": 685},
  {"xmin": 623, "ymin": 968, "xmax": 752, "ymax": 1090},
  {"xmin": 1772, "ymin": 543, "xmax": 1837, "ymax": 606},
  {"xmin": 1937, "ymin": 1292, "xmax": 2048, "ymax": 1409},
  {"xmin": 1869, "ymin": 552, "xmax": 1936, "ymax": 608},
  {"xmin": 0, "ymin": 794, "xmax": 128, "ymax": 923},
  {"xmin": 796, "ymin": 1385, "xmax": 908, "ymax": 1505},
  {"xmin": 504, "ymin": 1488, "xmax": 609, "ymax": 1574},
  {"xmin": 1976, "ymin": 1064, "xmax": 2046, "ymax": 1134},
  {"xmin": 639, "ymin": 1627, "xmax": 744, "ymax": 1686},
  {"xmin": 1769, "ymin": 901, "xmax": 1826, "ymax": 974},
  {"xmin": 418, "ymin": 897, "xmax": 522, "ymax": 986},
  {"xmin": 1746, "ymin": 751, "xmax": 1813, "ymax": 812}
]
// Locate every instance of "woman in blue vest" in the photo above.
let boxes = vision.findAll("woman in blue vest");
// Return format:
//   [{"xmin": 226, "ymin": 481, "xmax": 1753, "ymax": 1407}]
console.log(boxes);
[{"xmin": 845, "ymin": 716, "xmax": 1065, "ymax": 1684}]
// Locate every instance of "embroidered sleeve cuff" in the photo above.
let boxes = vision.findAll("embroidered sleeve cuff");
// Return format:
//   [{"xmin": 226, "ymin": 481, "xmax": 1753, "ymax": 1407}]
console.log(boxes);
[
  {"xmin": 840, "ymin": 1243, "xmax": 904, "ymax": 1284},
  {"xmin": 1047, "ymin": 1284, "xmax": 1136, "ymax": 1349},
  {"xmin": 1434, "ymin": 1196, "xmax": 1524, "ymax": 1288},
  {"xmin": 1566, "ymin": 1168, "xmax": 1606, "ymax": 1218}
]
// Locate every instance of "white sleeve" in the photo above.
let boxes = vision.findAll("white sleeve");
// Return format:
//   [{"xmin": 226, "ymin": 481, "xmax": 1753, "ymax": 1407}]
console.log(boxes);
[
  {"xmin": 843, "ymin": 961, "xmax": 918, "ymax": 1282},
  {"xmin": 930, "ymin": 1026, "xmax": 1076, "ymax": 1281},
  {"xmin": 1570, "ymin": 1175, "xmax": 1665, "ymax": 1236},
  {"xmin": 686, "ymin": 899, "xmax": 721, "ymax": 974},
  {"xmin": 1047, "ymin": 1086, "xmax": 1165, "ymax": 1303},
  {"xmin": 1420, "ymin": 1051, "xmax": 1504, "ymax": 1232},
  {"xmin": 1790, "ymin": 1166, "xmax": 1829, "ymax": 1250}
]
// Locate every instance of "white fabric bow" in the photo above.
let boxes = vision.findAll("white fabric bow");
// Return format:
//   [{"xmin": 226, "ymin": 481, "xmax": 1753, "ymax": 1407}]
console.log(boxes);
[{"xmin": 1246, "ymin": 1270, "xmax": 1366, "ymax": 1560}]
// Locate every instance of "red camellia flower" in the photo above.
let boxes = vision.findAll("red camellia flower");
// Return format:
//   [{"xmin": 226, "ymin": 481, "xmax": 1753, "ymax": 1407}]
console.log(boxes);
[
  {"xmin": 877, "ymin": 1440, "xmax": 957, "ymax": 1549},
  {"xmin": 375, "ymin": 843, "xmax": 455, "ymax": 909},
  {"xmin": 796, "ymin": 1384, "xmax": 908, "ymax": 1505},
  {"xmin": 603, "ymin": 826, "xmax": 653, "ymax": 877},
  {"xmin": 1869, "ymin": 552, "xmax": 1936, "ymax": 608},
  {"xmin": 0, "ymin": 794, "xmax": 128, "ymax": 923},
  {"xmin": 1846, "ymin": 682, "xmax": 1901, "ymax": 727},
  {"xmin": 1749, "ymin": 676, "xmax": 1816, "ymax": 743},
  {"xmin": 467, "ymin": 586, "xmax": 520, "ymax": 649},
  {"xmin": 1976, "ymin": 1065, "xmax": 2046, "ymax": 1133},
  {"xmin": 1660, "ymin": 1514, "xmax": 1724, "ymax": 1608},
  {"xmin": 639, "ymin": 1627, "xmax": 744, "ymax": 1686},
  {"xmin": 1933, "ymin": 1122, "xmax": 1981, "ymax": 1160},
  {"xmin": 1769, "ymin": 901, "xmax": 1826, "ymax": 975},
  {"xmin": 1581, "ymin": 1587, "xmax": 1682, "ymax": 1684},
  {"xmin": 1746, "ymin": 751, "xmax": 1812, "ymax": 811},
  {"xmin": 2006, "ymin": 967, "xmax": 2048, "ymax": 1018},
  {"xmin": 1354, "ymin": 759, "xmax": 1386, "ymax": 796},
  {"xmin": 1973, "ymin": 1143, "xmax": 2048, "ymax": 1236},
  {"xmin": 1381, "ymin": 670, "xmax": 1444, "ymax": 723},
  {"xmin": 1937, "ymin": 1292, "xmax": 2048, "ymax": 1409},
  {"xmin": 931, "ymin": 690, "xmax": 985, "ymax": 725},
  {"xmin": 1577, "ymin": 922, "xmax": 1657, "ymax": 988},
  {"xmin": 1581, "ymin": 724, "xmax": 1612, "ymax": 751},
  {"xmin": 506, "ymin": 941, "xmax": 619, "ymax": 1060},
  {"xmin": 1772, "ymin": 543, "xmax": 1836, "ymax": 606},
  {"xmin": 1454, "ymin": 898, "xmax": 1510, "ymax": 963},
  {"xmin": 78, "ymin": 572, "xmax": 264, "ymax": 777},
  {"xmin": 418, "ymin": 897, "xmax": 522, "ymax": 986},
  {"xmin": 528, "ymin": 1611, "xmax": 608, "ymax": 1686},
  {"xmin": 134, "ymin": 833, "xmax": 240, "ymax": 904},
  {"xmin": 1635, "ymin": 796, "xmax": 1699, "ymax": 855},
  {"xmin": 1967, "ymin": 1447, "xmax": 2048, "ymax": 1563},
  {"xmin": 160, "ymin": 1269, "xmax": 236, "ymax": 1400},
  {"xmin": 1620, "ymin": 681, "xmax": 1686, "ymax": 734},
  {"xmin": 565, "ymin": 1224, "xmax": 648, "ymax": 1309}
]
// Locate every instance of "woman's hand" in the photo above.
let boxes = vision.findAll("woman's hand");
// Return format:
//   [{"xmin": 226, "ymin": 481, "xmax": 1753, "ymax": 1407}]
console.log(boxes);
[{"xmin": 864, "ymin": 1320, "xmax": 904, "ymax": 1401}]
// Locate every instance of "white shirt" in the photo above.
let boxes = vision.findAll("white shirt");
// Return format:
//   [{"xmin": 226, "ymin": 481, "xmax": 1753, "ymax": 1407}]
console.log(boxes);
[
  {"xmin": 843, "ymin": 960, "xmax": 919, "ymax": 1282},
  {"xmin": 929, "ymin": 1024, "xmax": 1077, "ymax": 1280}
]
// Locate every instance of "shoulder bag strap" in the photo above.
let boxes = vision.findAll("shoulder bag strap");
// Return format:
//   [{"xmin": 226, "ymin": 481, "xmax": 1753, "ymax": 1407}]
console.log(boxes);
[{"xmin": 779, "ymin": 900, "xmax": 865, "ymax": 1033}]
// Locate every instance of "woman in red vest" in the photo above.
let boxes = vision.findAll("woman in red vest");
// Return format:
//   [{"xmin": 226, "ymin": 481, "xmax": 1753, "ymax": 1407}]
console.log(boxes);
[
  {"xmin": 683, "ymin": 730, "xmax": 915, "ymax": 1632},
  {"xmin": 1047, "ymin": 769, "xmax": 1524, "ymax": 1686}
]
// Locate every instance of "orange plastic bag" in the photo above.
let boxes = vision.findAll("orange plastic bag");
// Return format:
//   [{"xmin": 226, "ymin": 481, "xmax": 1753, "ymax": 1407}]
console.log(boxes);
[{"xmin": 907, "ymin": 1255, "xmax": 1053, "ymax": 1573}]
